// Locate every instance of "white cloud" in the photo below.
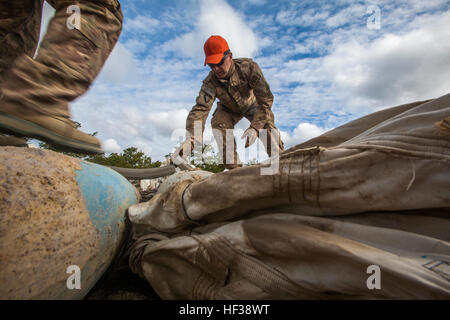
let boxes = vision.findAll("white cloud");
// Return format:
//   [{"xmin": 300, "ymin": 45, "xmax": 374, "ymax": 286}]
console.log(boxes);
[
  {"xmin": 400, "ymin": 0, "xmax": 448, "ymax": 12},
  {"xmin": 124, "ymin": 15, "xmax": 160, "ymax": 34},
  {"xmin": 146, "ymin": 109, "xmax": 190, "ymax": 135},
  {"xmin": 322, "ymin": 10, "xmax": 450, "ymax": 109},
  {"xmin": 133, "ymin": 140, "xmax": 153, "ymax": 157},
  {"xmin": 281, "ymin": 123, "xmax": 327, "ymax": 148},
  {"xmin": 99, "ymin": 43, "xmax": 141, "ymax": 84},
  {"xmin": 163, "ymin": 0, "xmax": 260, "ymax": 59},
  {"xmin": 276, "ymin": 8, "xmax": 330, "ymax": 27},
  {"xmin": 123, "ymin": 38, "xmax": 149, "ymax": 54},
  {"xmin": 257, "ymin": 4, "xmax": 450, "ymax": 129},
  {"xmin": 293, "ymin": 123, "xmax": 327, "ymax": 142},
  {"xmin": 325, "ymin": 4, "xmax": 366, "ymax": 28},
  {"xmin": 102, "ymin": 138, "xmax": 122, "ymax": 154}
]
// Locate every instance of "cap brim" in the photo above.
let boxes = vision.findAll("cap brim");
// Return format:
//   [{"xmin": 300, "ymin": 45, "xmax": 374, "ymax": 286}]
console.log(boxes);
[{"xmin": 204, "ymin": 54, "xmax": 224, "ymax": 66}]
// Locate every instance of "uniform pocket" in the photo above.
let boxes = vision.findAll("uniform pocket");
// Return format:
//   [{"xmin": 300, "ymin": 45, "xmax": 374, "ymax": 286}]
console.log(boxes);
[{"xmin": 76, "ymin": 15, "xmax": 107, "ymax": 49}]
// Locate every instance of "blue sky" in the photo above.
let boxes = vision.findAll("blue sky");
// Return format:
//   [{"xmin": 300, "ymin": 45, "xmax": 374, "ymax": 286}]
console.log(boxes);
[{"xmin": 40, "ymin": 0, "xmax": 450, "ymax": 162}]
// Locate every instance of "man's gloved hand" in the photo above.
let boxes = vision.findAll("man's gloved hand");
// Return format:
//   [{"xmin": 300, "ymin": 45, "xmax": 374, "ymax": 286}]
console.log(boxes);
[
  {"xmin": 171, "ymin": 137, "xmax": 196, "ymax": 171},
  {"xmin": 241, "ymin": 127, "xmax": 258, "ymax": 148}
]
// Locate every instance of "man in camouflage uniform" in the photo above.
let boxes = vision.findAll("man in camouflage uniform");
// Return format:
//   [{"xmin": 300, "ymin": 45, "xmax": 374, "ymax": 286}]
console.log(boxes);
[
  {"xmin": 0, "ymin": 0, "xmax": 123, "ymax": 153},
  {"xmin": 181, "ymin": 35, "xmax": 284, "ymax": 169}
]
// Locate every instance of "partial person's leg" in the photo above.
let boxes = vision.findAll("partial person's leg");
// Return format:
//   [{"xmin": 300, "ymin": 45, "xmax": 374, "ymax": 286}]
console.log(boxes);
[
  {"xmin": 263, "ymin": 123, "xmax": 284, "ymax": 157},
  {"xmin": 211, "ymin": 104, "xmax": 243, "ymax": 170},
  {"xmin": 0, "ymin": 0, "xmax": 44, "ymax": 77},
  {"xmin": 246, "ymin": 108, "xmax": 284, "ymax": 158},
  {"xmin": 0, "ymin": 134, "xmax": 28, "ymax": 147},
  {"xmin": 0, "ymin": 0, "xmax": 43, "ymax": 147},
  {"xmin": 0, "ymin": 0, "xmax": 123, "ymax": 154}
]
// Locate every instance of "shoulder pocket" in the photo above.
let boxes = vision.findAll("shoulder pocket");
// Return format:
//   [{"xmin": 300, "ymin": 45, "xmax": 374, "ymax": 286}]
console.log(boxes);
[
  {"xmin": 249, "ymin": 73, "xmax": 261, "ymax": 89},
  {"xmin": 202, "ymin": 84, "xmax": 215, "ymax": 98}
]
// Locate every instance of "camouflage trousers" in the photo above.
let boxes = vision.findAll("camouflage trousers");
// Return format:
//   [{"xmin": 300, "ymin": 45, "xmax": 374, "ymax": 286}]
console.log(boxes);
[
  {"xmin": 0, "ymin": 0, "xmax": 123, "ymax": 117},
  {"xmin": 211, "ymin": 103, "xmax": 285, "ymax": 169}
]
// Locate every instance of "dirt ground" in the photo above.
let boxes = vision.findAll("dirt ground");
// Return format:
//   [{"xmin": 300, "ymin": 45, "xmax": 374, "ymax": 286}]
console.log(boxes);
[{"xmin": 84, "ymin": 249, "xmax": 160, "ymax": 300}]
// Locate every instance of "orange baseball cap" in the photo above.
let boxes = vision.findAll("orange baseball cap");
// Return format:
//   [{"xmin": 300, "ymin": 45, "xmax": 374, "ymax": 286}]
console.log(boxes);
[{"xmin": 203, "ymin": 35, "xmax": 230, "ymax": 66}]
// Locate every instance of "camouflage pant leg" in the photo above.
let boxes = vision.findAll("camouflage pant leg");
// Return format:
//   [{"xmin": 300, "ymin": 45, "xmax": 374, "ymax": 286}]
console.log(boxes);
[
  {"xmin": 0, "ymin": 0, "xmax": 44, "ymax": 77},
  {"xmin": 0, "ymin": 0, "xmax": 123, "ymax": 117},
  {"xmin": 262, "ymin": 123, "xmax": 285, "ymax": 157},
  {"xmin": 245, "ymin": 108, "xmax": 285, "ymax": 157},
  {"xmin": 211, "ymin": 103, "xmax": 243, "ymax": 169}
]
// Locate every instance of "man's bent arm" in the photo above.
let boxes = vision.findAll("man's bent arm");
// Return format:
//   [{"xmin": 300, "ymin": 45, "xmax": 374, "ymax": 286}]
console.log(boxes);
[
  {"xmin": 186, "ymin": 80, "xmax": 216, "ymax": 141},
  {"xmin": 248, "ymin": 61, "xmax": 274, "ymax": 131}
]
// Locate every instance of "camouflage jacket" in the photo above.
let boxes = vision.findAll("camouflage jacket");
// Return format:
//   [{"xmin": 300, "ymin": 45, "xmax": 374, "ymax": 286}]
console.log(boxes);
[{"xmin": 186, "ymin": 58, "xmax": 274, "ymax": 136}]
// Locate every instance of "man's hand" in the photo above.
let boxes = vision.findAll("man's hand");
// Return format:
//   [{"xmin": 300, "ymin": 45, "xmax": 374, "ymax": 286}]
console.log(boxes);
[
  {"xmin": 241, "ymin": 127, "xmax": 258, "ymax": 148},
  {"xmin": 171, "ymin": 138, "xmax": 195, "ymax": 170}
]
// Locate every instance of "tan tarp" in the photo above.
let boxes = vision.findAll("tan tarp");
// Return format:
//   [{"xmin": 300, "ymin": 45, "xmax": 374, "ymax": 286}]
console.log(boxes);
[{"xmin": 128, "ymin": 94, "xmax": 450, "ymax": 299}]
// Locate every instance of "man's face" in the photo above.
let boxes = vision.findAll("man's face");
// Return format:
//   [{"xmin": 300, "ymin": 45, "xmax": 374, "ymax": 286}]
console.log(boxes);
[{"xmin": 208, "ymin": 53, "xmax": 233, "ymax": 78}]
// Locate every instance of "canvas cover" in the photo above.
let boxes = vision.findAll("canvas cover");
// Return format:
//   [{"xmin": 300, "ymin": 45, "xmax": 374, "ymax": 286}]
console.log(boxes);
[{"xmin": 128, "ymin": 94, "xmax": 450, "ymax": 299}]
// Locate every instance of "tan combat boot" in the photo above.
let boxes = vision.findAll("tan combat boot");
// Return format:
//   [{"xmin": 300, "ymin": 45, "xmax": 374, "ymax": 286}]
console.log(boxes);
[
  {"xmin": 0, "ymin": 111, "xmax": 103, "ymax": 154},
  {"xmin": 0, "ymin": 134, "xmax": 28, "ymax": 147}
]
